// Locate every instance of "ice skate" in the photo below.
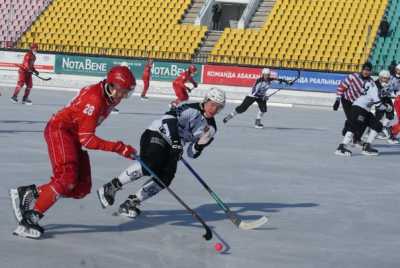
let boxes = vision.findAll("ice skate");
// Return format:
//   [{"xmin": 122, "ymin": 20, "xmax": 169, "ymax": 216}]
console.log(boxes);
[
  {"xmin": 10, "ymin": 96, "xmax": 18, "ymax": 104},
  {"xmin": 22, "ymin": 97, "xmax": 32, "ymax": 105},
  {"xmin": 97, "ymin": 178, "xmax": 122, "ymax": 208},
  {"xmin": 13, "ymin": 210, "xmax": 44, "ymax": 239},
  {"xmin": 361, "ymin": 143, "xmax": 379, "ymax": 156},
  {"xmin": 335, "ymin": 143, "xmax": 352, "ymax": 157},
  {"xmin": 254, "ymin": 119, "xmax": 264, "ymax": 129},
  {"xmin": 118, "ymin": 195, "xmax": 141, "ymax": 218},
  {"xmin": 10, "ymin": 184, "xmax": 39, "ymax": 223}
]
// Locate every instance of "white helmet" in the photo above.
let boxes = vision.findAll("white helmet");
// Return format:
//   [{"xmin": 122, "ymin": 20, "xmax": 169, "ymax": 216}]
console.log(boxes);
[
  {"xmin": 379, "ymin": 70, "xmax": 390, "ymax": 79},
  {"xmin": 203, "ymin": 87, "xmax": 226, "ymax": 108},
  {"xmin": 396, "ymin": 64, "xmax": 400, "ymax": 70},
  {"xmin": 262, "ymin": 68, "xmax": 270, "ymax": 75}
]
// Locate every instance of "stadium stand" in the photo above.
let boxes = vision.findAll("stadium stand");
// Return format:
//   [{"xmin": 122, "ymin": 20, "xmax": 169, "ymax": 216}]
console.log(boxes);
[
  {"xmin": 370, "ymin": 0, "xmax": 400, "ymax": 71},
  {"xmin": 18, "ymin": 0, "xmax": 207, "ymax": 60},
  {"xmin": 211, "ymin": 0, "xmax": 388, "ymax": 72},
  {"xmin": 0, "ymin": 0, "xmax": 51, "ymax": 47}
]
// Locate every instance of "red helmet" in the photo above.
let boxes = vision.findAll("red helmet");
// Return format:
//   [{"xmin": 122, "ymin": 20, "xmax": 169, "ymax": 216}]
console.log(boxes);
[
  {"xmin": 188, "ymin": 64, "xmax": 197, "ymax": 73},
  {"xmin": 107, "ymin": 65, "xmax": 136, "ymax": 91},
  {"xmin": 30, "ymin": 43, "xmax": 38, "ymax": 50}
]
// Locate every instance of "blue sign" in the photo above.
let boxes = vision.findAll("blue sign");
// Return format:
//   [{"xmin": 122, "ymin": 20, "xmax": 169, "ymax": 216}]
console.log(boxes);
[{"xmin": 273, "ymin": 69, "xmax": 348, "ymax": 93}]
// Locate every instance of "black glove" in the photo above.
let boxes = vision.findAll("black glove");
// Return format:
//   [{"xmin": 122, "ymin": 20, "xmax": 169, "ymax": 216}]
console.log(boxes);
[
  {"xmin": 333, "ymin": 97, "xmax": 340, "ymax": 111},
  {"xmin": 171, "ymin": 140, "xmax": 183, "ymax": 160},
  {"xmin": 193, "ymin": 82, "xmax": 198, "ymax": 88}
]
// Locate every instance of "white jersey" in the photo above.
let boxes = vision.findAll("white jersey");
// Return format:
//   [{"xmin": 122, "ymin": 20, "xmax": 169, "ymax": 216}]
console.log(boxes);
[
  {"xmin": 248, "ymin": 77, "xmax": 273, "ymax": 98},
  {"xmin": 352, "ymin": 81, "xmax": 380, "ymax": 112},
  {"xmin": 389, "ymin": 76, "xmax": 400, "ymax": 95},
  {"xmin": 148, "ymin": 103, "xmax": 217, "ymax": 157}
]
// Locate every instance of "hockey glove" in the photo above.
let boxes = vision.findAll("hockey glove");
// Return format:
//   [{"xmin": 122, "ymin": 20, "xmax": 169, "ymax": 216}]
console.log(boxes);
[
  {"xmin": 186, "ymin": 86, "xmax": 192, "ymax": 93},
  {"xmin": 193, "ymin": 82, "xmax": 198, "ymax": 88},
  {"xmin": 113, "ymin": 141, "xmax": 136, "ymax": 159},
  {"xmin": 333, "ymin": 97, "xmax": 340, "ymax": 111},
  {"xmin": 263, "ymin": 95, "xmax": 269, "ymax": 102},
  {"xmin": 171, "ymin": 140, "xmax": 183, "ymax": 160},
  {"xmin": 33, "ymin": 70, "xmax": 39, "ymax": 76},
  {"xmin": 385, "ymin": 104, "xmax": 393, "ymax": 112}
]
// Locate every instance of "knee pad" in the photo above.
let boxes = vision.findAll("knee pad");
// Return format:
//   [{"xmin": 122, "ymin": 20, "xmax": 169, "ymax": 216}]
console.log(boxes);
[
  {"xmin": 118, "ymin": 161, "xmax": 144, "ymax": 185},
  {"xmin": 51, "ymin": 164, "xmax": 79, "ymax": 196}
]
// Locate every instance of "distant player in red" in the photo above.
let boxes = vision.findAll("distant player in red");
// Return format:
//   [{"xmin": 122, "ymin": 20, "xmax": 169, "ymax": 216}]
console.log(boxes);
[
  {"xmin": 391, "ymin": 96, "xmax": 400, "ymax": 138},
  {"xmin": 171, "ymin": 64, "xmax": 198, "ymax": 107},
  {"xmin": 140, "ymin": 58, "xmax": 153, "ymax": 100},
  {"xmin": 12, "ymin": 43, "xmax": 39, "ymax": 105},
  {"xmin": 10, "ymin": 65, "xmax": 137, "ymax": 239}
]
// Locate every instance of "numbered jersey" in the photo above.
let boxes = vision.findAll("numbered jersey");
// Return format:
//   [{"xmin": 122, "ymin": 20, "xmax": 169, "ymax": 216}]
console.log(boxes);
[
  {"xmin": 352, "ymin": 80, "xmax": 380, "ymax": 112},
  {"xmin": 53, "ymin": 81, "xmax": 115, "ymax": 145}
]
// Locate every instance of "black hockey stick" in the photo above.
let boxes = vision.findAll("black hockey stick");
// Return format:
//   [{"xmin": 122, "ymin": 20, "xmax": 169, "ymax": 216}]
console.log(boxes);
[
  {"xmin": 13, "ymin": 64, "xmax": 52, "ymax": 81},
  {"xmin": 134, "ymin": 154, "xmax": 212, "ymax": 241},
  {"xmin": 32, "ymin": 72, "xmax": 52, "ymax": 81},
  {"xmin": 181, "ymin": 157, "xmax": 268, "ymax": 230},
  {"xmin": 267, "ymin": 70, "xmax": 301, "ymax": 98}
]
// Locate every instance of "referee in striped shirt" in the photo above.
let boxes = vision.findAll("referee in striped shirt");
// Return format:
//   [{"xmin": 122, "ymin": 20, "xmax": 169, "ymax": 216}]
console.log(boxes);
[{"xmin": 333, "ymin": 62, "xmax": 374, "ymax": 138}]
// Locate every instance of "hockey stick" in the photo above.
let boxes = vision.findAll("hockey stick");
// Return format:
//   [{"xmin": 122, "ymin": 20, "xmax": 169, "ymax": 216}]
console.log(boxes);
[
  {"xmin": 32, "ymin": 72, "xmax": 52, "ymax": 81},
  {"xmin": 134, "ymin": 154, "xmax": 212, "ymax": 241},
  {"xmin": 13, "ymin": 64, "xmax": 52, "ymax": 81},
  {"xmin": 267, "ymin": 70, "xmax": 301, "ymax": 98},
  {"xmin": 181, "ymin": 157, "xmax": 268, "ymax": 230}
]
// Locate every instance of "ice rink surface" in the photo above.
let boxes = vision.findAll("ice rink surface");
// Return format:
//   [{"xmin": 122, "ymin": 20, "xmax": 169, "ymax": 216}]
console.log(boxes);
[{"xmin": 1, "ymin": 88, "xmax": 399, "ymax": 268}]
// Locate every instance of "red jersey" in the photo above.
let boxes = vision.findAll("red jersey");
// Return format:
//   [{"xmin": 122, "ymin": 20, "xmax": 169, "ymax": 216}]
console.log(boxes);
[
  {"xmin": 20, "ymin": 51, "xmax": 36, "ymax": 73},
  {"xmin": 142, "ymin": 63, "xmax": 152, "ymax": 79},
  {"xmin": 174, "ymin": 70, "xmax": 196, "ymax": 86},
  {"xmin": 53, "ymin": 81, "xmax": 119, "ymax": 151}
]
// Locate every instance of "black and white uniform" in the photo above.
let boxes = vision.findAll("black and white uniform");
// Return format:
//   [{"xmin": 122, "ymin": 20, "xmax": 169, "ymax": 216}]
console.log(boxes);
[
  {"xmin": 375, "ymin": 79, "xmax": 394, "ymax": 121},
  {"xmin": 389, "ymin": 75, "xmax": 400, "ymax": 96},
  {"xmin": 336, "ymin": 73, "xmax": 375, "ymax": 136},
  {"xmin": 235, "ymin": 77, "xmax": 276, "ymax": 114},
  {"xmin": 140, "ymin": 103, "xmax": 216, "ymax": 187},
  {"xmin": 347, "ymin": 81, "xmax": 383, "ymax": 140}
]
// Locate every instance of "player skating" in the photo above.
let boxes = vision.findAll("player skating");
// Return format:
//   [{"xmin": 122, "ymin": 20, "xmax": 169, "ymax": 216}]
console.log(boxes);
[
  {"xmin": 333, "ymin": 62, "xmax": 375, "ymax": 145},
  {"xmin": 9, "ymin": 66, "xmax": 137, "ymax": 239},
  {"xmin": 11, "ymin": 43, "xmax": 39, "ymax": 105},
  {"xmin": 170, "ymin": 64, "xmax": 198, "ymax": 107},
  {"xmin": 140, "ymin": 58, "xmax": 153, "ymax": 100},
  {"xmin": 222, "ymin": 68, "xmax": 293, "ymax": 129},
  {"xmin": 97, "ymin": 88, "xmax": 225, "ymax": 218},
  {"xmin": 335, "ymin": 72, "xmax": 391, "ymax": 156},
  {"xmin": 374, "ymin": 70, "xmax": 398, "ymax": 143}
]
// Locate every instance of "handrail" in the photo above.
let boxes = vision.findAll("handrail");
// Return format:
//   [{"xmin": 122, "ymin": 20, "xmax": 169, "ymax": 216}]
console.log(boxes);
[
  {"xmin": 238, "ymin": 0, "xmax": 261, "ymax": 29},
  {"xmin": 195, "ymin": 0, "xmax": 215, "ymax": 26}
]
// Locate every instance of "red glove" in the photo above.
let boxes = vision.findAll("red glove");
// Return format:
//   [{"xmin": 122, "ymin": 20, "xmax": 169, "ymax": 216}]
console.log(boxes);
[{"xmin": 113, "ymin": 141, "xmax": 136, "ymax": 159}]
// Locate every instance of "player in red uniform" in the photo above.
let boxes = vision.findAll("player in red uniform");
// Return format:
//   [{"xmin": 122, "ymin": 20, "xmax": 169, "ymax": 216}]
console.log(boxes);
[
  {"xmin": 170, "ymin": 64, "xmax": 198, "ymax": 107},
  {"xmin": 11, "ymin": 43, "xmax": 39, "ymax": 105},
  {"xmin": 9, "ymin": 65, "xmax": 137, "ymax": 239},
  {"xmin": 390, "ymin": 95, "xmax": 400, "ymax": 138},
  {"xmin": 140, "ymin": 59, "xmax": 153, "ymax": 100}
]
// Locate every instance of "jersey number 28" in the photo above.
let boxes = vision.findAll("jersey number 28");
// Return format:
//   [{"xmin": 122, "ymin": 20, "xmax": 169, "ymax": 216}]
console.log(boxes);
[{"xmin": 83, "ymin": 104, "xmax": 95, "ymax": 116}]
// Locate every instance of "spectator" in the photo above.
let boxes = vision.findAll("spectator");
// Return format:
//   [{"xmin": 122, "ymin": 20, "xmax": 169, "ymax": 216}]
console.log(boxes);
[
  {"xmin": 389, "ymin": 60, "xmax": 397, "ymax": 76},
  {"xmin": 379, "ymin": 16, "xmax": 390, "ymax": 38},
  {"xmin": 212, "ymin": 4, "xmax": 222, "ymax": 31}
]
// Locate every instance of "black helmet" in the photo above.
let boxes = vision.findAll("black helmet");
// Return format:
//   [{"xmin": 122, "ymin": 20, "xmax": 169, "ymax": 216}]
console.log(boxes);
[{"xmin": 362, "ymin": 62, "xmax": 373, "ymax": 71}]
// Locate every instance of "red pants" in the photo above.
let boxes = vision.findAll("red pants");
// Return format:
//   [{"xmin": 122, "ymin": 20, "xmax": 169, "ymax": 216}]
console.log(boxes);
[
  {"xmin": 13, "ymin": 69, "xmax": 32, "ymax": 97},
  {"xmin": 141, "ymin": 75, "xmax": 150, "ymax": 97},
  {"xmin": 392, "ymin": 96, "xmax": 400, "ymax": 136},
  {"xmin": 172, "ymin": 81, "xmax": 188, "ymax": 102},
  {"xmin": 43, "ymin": 118, "xmax": 92, "ymax": 198}
]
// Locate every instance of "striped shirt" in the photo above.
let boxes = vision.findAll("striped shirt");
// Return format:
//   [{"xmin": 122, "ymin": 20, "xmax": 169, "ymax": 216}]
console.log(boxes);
[{"xmin": 336, "ymin": 73, "xmax": 374, "ymax": 102}]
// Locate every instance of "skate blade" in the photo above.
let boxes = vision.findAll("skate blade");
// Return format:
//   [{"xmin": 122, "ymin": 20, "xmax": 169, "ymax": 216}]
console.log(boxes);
[
  {"xmin": 361, "ymin": 151, "xmax": 379, "ymax": 156},
  {"xmin": 334, "ymin": 150, "xmax": 351, "ymax": 157},
  {"xmin": 22, "ymin": 102, "xmax": 33, "ymax": 106},
  {"xmin": 254, "ymin": 126, "xmax": 264, "ymax": 129},
  {"xmin": 9, "ymin": 189, "xmax": 22, "ymax": 223},
  {"xmin": 13, "ymin": 225, "xmax": 41, "ymax": 239},
  {"xmin": 97, "ymin": 188, "xmax": 110, "ymax": 209}
]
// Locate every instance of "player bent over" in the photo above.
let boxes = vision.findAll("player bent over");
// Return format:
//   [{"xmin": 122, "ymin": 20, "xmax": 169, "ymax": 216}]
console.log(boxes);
[
  {"xmin": 97, "ymin": 88, "xmax": 225, "ymax": 218},
  {"xmin": 335, "ymin": 75, "xmax": 390, "ymax": 157},
  {"xmin": 170, "ymin": 64, "xmax": 198, "ymax": 107},
  {"xmin": 223, "ymin": 68, "xmax": 292, "ymax": 129},
  {"xmin": 9, "ymin": 66, "xmax": 137, "ymax": 239}
]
